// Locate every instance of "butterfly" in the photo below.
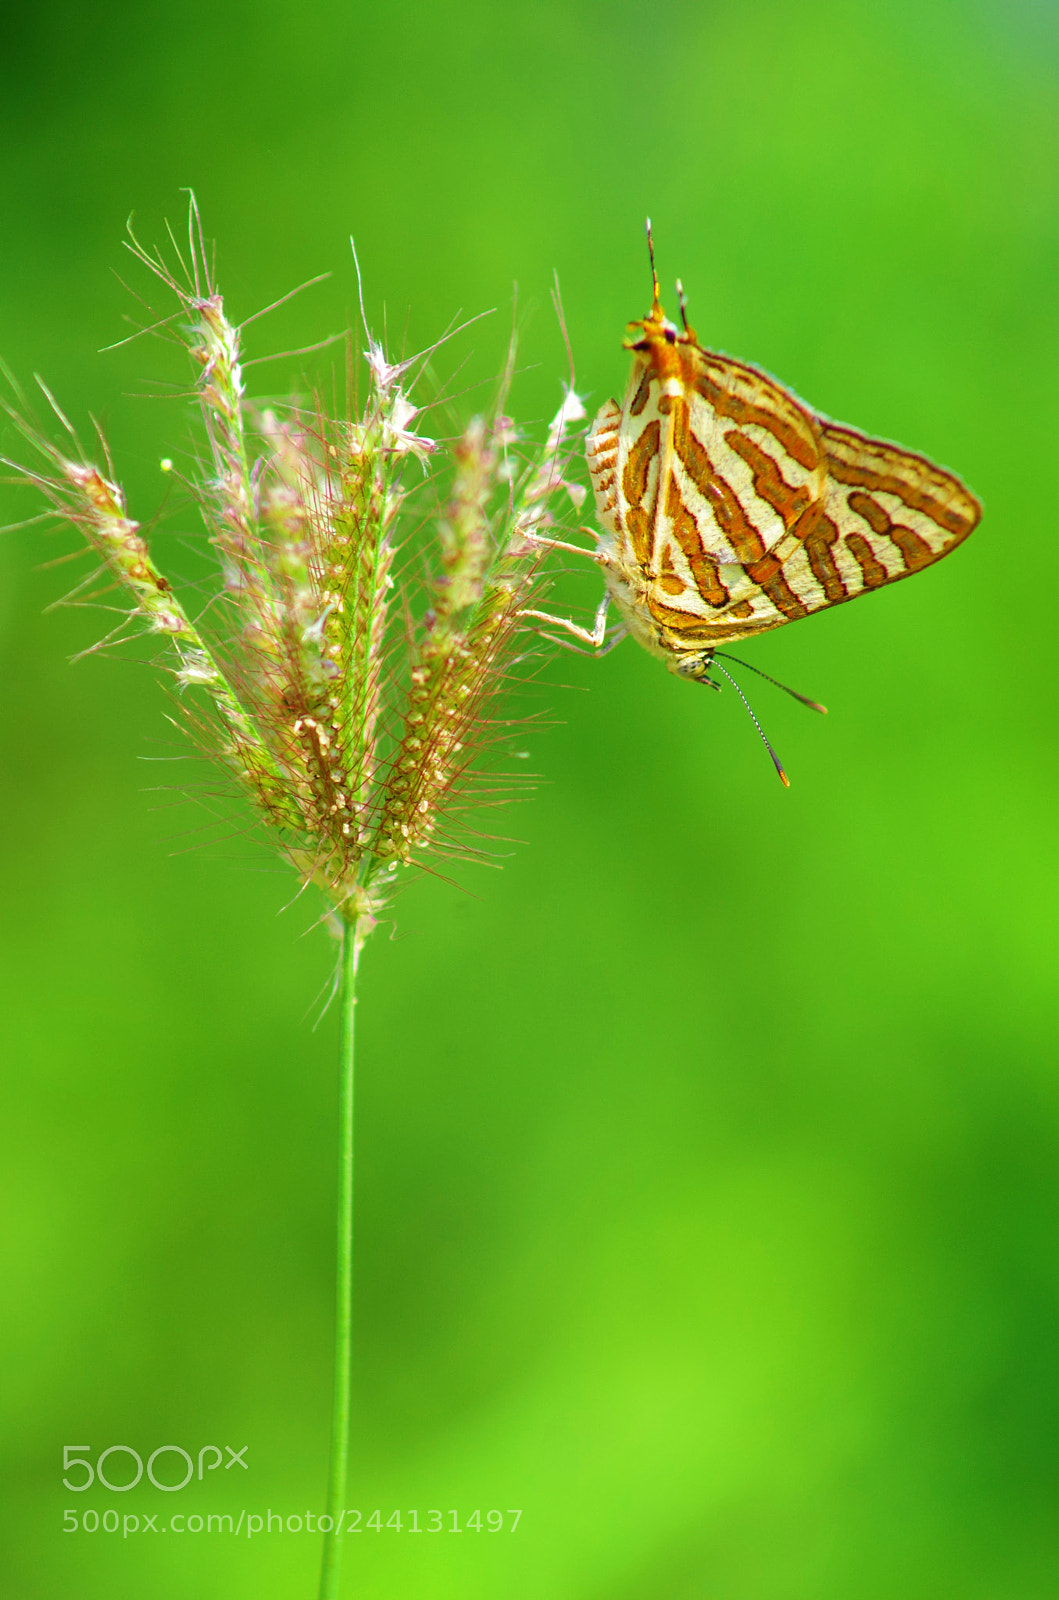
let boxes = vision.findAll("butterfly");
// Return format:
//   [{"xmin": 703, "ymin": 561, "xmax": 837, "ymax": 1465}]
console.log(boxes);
[{"xmin": 523, "ymin": 224, "xmax": 981, "ymax": 782}]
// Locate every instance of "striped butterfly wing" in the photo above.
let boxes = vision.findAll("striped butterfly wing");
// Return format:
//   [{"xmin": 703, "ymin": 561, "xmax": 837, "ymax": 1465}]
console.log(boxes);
[
  {"xmin": 798, "ymin": 422, "xmax": 981, "ymax": 610},
  {"xmin": 588, "ymin": 344, "xmax": 980, "ymax": 648}
]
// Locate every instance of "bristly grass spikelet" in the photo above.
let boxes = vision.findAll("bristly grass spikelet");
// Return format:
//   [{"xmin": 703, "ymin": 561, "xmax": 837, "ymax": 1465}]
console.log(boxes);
[{"xmin": 1, "ymin": 195, "xmax": 587, "ymax": 942}]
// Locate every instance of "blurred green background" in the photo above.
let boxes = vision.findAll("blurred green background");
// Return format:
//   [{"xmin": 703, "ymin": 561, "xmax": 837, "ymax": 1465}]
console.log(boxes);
[{"xmin": 2, "ymin": 0, "xmax": 1057, "ymax": 1595}]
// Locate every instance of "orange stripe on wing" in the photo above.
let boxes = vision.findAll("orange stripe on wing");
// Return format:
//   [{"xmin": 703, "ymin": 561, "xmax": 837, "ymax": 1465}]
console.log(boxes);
[
  {"xmin": 664, "ymin": 474, "xmax": 729, "ymax": 607},
  {"xmin": 847, "ymin": 490, "xmax": 934, "ymax": 572},
  {"xmin": 804, "ymin": 516, "xmax": 848, "ymax": 604},
  {"xmin": 621, "ymin": 420, "xmax": 661, "ymax": 564},
  {"xmin": 724, "ymin": 431, "xmax": 816, "ymax": 533},
  {"xmin": 747, "ymin": 557, "xmax": 810, "ymax": 620},
  {"xmin": 694, "ymin": 356, "xmax": 819, "ymax": 472},
  {"xmin": 671, "ymin": 400, "xmax": 766, "ymax": 565},
  {"xmin": 845, "ymin": 531, "xmax": 888, "ymax": 590},
  {"xmin": 629, "ymin": 369, "xmax": 652, "ymax": 417}
]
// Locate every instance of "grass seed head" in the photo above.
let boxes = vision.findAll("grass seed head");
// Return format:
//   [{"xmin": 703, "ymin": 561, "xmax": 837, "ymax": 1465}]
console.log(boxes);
[{"xmin": 2, "ymin": 198, "xmax": 588, "ymax": 931}]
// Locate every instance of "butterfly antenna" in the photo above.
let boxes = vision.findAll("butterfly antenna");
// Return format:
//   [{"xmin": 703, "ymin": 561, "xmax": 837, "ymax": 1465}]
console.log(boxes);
[
  {"xmin": 714, "ymin": 651, "xmax": 827, "ymax": 715},
  {"xmin": 645, "ymin": 217, "xmax": 662, "ymax": 316},
  {"xmin": 710, "ymin": 660, "xmax": 791, "ymax": 787},
  {"xmin": 675, "ymin": 278, "xmax": 698, "ymax": 342}
]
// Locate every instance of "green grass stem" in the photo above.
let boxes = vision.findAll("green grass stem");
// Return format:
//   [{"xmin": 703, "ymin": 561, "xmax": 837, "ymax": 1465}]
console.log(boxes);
[{"xmin": 318, "ymin": 919, "xmax": 359, "ymax": 1600}]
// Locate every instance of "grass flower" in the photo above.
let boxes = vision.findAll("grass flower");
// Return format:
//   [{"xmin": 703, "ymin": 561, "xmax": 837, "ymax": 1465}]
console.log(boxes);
[{"xmin": 1, "ymin": 197, "xmax": 587, "ymax": 1600}]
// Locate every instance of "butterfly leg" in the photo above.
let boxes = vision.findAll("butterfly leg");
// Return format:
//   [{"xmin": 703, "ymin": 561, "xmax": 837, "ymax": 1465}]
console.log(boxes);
[
  {"xmin": 535, "ymin": 620, "xmax": 629, "ymax": 658},
  {"xmin": 594, "ymin": 619, "xmax": 629, "ymax": 657},
  {"xmin": 518, "ymin": 529, "xmax": 610, "ymax": 566},
  {"xmin": 519, "ymin": 591, "xmax": 614, "ymax": 651}
]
